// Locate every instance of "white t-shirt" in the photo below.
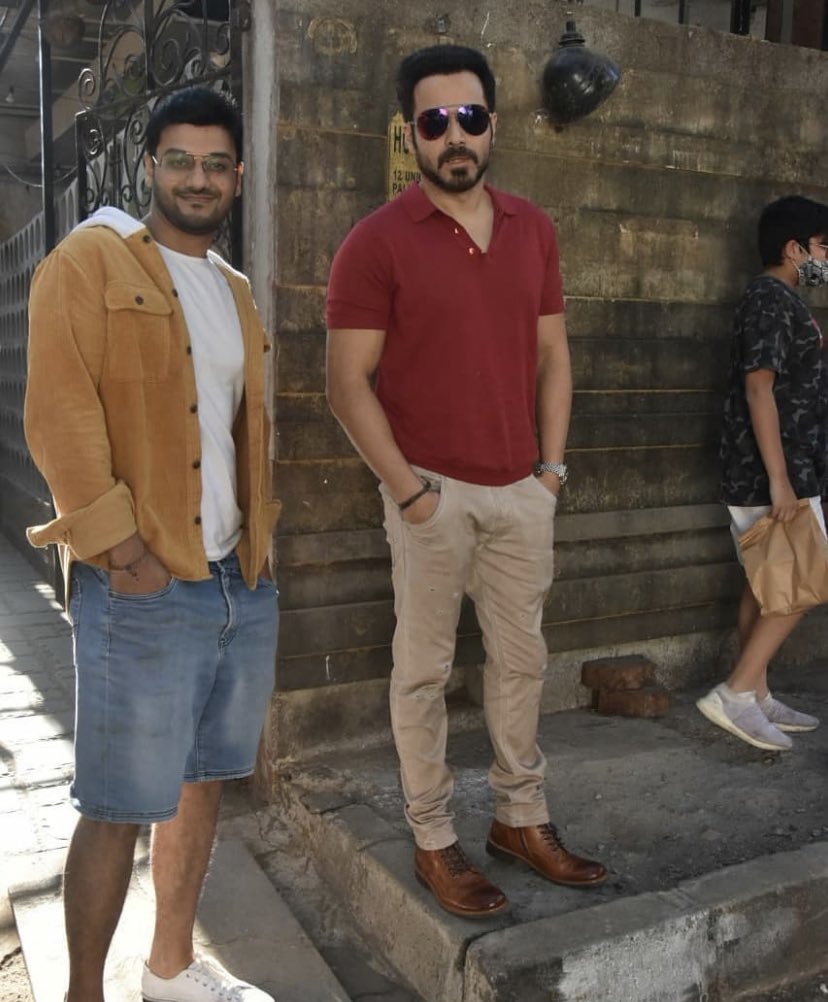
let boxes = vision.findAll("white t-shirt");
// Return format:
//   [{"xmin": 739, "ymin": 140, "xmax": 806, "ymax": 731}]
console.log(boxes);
[{"xmin": 157, "ymin": 244, "xmax": 245, "ymax": 560}]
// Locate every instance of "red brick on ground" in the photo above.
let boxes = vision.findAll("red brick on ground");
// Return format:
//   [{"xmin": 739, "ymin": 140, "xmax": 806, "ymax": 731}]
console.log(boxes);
[
  {"xmin": 581, "ymin": 654, "xmax": 657, "ymax": 693},
  {"xmin": 596, "ymin": 684, "xmax": 670, "ymax": 718}
]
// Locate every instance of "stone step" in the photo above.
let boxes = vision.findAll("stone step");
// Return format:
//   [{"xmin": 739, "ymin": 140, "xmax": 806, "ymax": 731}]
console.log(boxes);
[
  {"xmin": 285, "ymin": 787, "xmax": 828, "ymax": 1002},
  {"xmin": 9, "ymin": 839, "xmax": 350, "ymax": 1002},
  {"xmin": 278, "ymin": 680, "xmax": 828, "ymax": 1002},
  {"xmin": 463, "ymin": 841, "xmax": 828, "ymax": 1000}
]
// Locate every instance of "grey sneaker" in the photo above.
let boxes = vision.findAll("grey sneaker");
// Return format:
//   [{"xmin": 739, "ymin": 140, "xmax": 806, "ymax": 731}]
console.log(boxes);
[
  {"xmin": 142, "ymin": 958, "xmax": 274, "ymax": 1002},
  {"xmin": 760, "ymin": 693, "xmax": 819, "ymax": 733},
  {"xmin": 696, "ymin": 684, "xmax": 792, "ymax": 751}
]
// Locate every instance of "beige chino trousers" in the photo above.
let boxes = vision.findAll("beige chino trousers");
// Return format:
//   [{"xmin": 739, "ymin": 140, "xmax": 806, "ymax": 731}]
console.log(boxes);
[{"xmin": 380, "ymin": 467, "xmax": 557, "ymax": 850}]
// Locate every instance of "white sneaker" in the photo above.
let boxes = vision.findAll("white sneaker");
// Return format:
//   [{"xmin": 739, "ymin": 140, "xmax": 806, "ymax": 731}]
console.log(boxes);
[
  {"xmin": 696, "ymin": 684, "xmax": 792, "ymax": 751},
  {"xmin": 760, "ymin": 692, "xmax": 820, "ymax": 732},
  {"xmin": 142, "ymin": 958, "xmax": 274, "ymax": 1002}
]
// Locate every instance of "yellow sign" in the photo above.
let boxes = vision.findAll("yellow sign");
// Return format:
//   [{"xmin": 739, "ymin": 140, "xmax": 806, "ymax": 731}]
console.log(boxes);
[{"xmin": 387, "ymin": 111, "xmax": 421, "ymax": 201}]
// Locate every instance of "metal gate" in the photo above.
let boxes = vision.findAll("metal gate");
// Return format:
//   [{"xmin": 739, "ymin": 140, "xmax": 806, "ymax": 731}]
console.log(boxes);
[
  {"xmin": 74, "ymin": 0, "xmax": 245, "ymax": 263},
  {"xmin": 0, "ymin": 184, "xmax": 79, "ymax": 582},
  {"xmin": 0, "ymin": 0, "xmax": 246, "ymax": 577}
]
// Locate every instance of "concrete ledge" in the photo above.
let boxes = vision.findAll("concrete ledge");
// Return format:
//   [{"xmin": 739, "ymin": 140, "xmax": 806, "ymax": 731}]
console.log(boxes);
[
  {"xmin": 280, "ymin": 789, "xmax": 495, "ymax": 1002},
  {"xmin": 463, "ymin": 843, "xmax": 828, "ymax": 1002},
  {"xmin": 470, "ymin": 629, "xmax": 733, "ymax": 713},
  {"xmin": 268, "ymin": 628, "xmax": 734, "ymax": 766},
  {"xmin": 285, "ymin": 779, "xmax": 828, "ymax": 1002},
  {"xmin": 278, "ymin": 676, "xmax": 828, "ymax": 1002}
]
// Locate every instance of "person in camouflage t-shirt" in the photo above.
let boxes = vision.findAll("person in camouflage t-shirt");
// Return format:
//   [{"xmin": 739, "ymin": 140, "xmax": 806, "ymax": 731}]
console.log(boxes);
[
  {"xmin": 720, "ymin": 274, "xmax": 827, "ymax": 506},
  {"xmin": 698, "ymin": 196, "xmax": 828, "ymax": 752}
]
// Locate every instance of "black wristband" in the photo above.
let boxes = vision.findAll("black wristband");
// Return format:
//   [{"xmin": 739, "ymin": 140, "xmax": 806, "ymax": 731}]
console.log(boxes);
[{"xmin": 398, "ymin": 478, "xmax": 432, "ymax": 512}]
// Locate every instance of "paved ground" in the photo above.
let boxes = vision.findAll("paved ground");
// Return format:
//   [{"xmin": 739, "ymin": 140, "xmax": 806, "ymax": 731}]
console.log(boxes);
[
  {"xmin": 282, "ymin": 669, "xmax": 828, "ymax": 1001},
  {"xmin": 290, "ymin": 668, "xmax": 828, "ymax": 917},
  {"xmin": 0, "ymin": 534, "xmax": 418, "ymax": 1002},
  {"xmin": 2, "ymin": 528, "xmax": 827, "ymax": 1002}
]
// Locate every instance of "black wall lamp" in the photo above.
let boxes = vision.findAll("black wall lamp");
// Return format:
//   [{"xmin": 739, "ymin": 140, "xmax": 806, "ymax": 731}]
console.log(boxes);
[{"xmin": 542, "ymin": 21, "xmax": 621, "ymax": 127}]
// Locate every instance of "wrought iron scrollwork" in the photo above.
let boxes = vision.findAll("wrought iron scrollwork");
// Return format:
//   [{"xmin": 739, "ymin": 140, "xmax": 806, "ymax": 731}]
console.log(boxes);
[{"xmin": 75, "ymin": 0, "xmax": 240, "ymax": 263}]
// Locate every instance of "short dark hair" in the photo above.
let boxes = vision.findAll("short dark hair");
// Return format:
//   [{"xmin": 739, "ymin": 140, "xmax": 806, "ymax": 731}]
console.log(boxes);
[
  {"xmin": 396, "ymin": 45, "xmax": 496, "ymax": 122},
  {"xmin": 145, "ymin": 85, "xmax": 243, "ymax": 161},
  {"xmin": 758, "ymin": 196, "xmax": 828, "ymax": 267}
]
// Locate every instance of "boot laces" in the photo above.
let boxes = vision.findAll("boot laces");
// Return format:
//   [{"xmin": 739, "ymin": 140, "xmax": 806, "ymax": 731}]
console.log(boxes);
[
  {"xmin": 539, "ymin": 823, "xmax": 566, "ymax": 855},
  {"xmin": 439, "ymin": 842, "xmax": 473, "ymax": 876}
]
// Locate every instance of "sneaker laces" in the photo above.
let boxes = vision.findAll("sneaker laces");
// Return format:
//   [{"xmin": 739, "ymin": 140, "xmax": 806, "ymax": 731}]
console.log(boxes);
[
  {"xmin": 186, "ymin": 959, "xmax": 247, "ymax": 1000},
  {"xmin": 438, "ymin": 842, "xmax": 473, "ymax": 876}
]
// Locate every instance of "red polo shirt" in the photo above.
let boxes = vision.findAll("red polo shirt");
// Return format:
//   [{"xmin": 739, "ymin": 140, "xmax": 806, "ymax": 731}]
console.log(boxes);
[{"xmin": 326, "ymin": 183, "xmax": 565, "ymax": 485}]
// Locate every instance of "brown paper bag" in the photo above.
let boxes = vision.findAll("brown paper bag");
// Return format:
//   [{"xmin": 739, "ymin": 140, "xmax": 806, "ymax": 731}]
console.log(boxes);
[{"xmin": 739, "ymin": 499, "xmax": 828, "ymax": 617}]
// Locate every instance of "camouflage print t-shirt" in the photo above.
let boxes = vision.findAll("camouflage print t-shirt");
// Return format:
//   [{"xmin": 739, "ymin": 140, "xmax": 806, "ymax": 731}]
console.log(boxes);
[{"xmin": 720, "ymin": 274, "xmax": 827, "ymax": 505}]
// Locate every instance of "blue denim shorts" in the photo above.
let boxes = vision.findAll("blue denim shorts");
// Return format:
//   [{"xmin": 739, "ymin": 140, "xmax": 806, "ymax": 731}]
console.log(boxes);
[{"xmin": 68, "ymin": 553, "xmax": 278, "ymax": 823}]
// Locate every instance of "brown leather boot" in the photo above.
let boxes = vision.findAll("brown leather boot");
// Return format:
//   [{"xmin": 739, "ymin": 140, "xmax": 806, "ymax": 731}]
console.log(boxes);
[
  {"xmin": 414, "ymin": 842, "xmax": 509, "ymax": 918},
  {"xmin": 486, "ymin": 819, "xmax": 607, "ymax": 887}
]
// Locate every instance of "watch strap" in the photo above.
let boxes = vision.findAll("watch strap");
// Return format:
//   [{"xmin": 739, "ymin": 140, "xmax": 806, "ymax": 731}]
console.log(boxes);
[{"xmin": 535, "ymin": 461, "xmax": 568, "ymax": 484}]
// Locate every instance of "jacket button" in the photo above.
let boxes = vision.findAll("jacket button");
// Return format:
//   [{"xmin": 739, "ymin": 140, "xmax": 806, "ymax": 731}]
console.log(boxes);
[
  {"xmin": 186, "ymin": 346, "xmax": 192, "ymax": 355},
  {"xmin": 194, "ymin": 516, "xmax": 202, "ymax": 525},
  {"xmin": 190, "ymin": 403, "xmax": 198, "ymax": 413},
  {"xmin": 192, "ymin": 459, "xmax": 201, "ymax": 469},
  {"xmin": 142, "ymin": 234, "xmax": 151, "ymax": 243},
  {"xmin": 135, "ymin": 295, "xmax": 144, "ymax": 304},
  {"xmin": 172, "ymin": 289, "xmax": 179, "ymax": 298}
]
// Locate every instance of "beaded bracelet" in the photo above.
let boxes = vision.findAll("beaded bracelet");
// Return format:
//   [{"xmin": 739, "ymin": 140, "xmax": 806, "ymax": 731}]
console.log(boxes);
[{"xmin": 109, "ymin": 548, "xmax": 149, "ymax": 580}]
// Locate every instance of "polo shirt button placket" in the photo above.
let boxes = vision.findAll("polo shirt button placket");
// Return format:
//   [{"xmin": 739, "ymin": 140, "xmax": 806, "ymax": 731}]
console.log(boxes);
[{"xmin": 451, "ymin": 224, "xmax": 477, "ymax": 258}]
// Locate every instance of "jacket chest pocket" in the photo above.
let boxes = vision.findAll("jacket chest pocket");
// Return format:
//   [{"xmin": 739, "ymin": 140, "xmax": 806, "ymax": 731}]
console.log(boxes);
[{"xmin": 104, "ymin": 283, "xmax": 173, "ymax": 382}]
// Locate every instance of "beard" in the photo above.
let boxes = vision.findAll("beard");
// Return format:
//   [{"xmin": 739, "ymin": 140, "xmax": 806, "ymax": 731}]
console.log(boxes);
[
  {"xmin": 151, "ymin": 179, "xmax": 230, "ymax": 236},
  {"xmin": 413, "ymin": 140, "xmax": 491, "ymax": 194}
]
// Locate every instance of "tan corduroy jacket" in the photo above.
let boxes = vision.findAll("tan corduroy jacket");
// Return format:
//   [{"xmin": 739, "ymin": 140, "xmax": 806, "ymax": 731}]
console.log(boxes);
[{"xmin": 24, "ymin": 218, "xmax": 281, "ymax": 596}]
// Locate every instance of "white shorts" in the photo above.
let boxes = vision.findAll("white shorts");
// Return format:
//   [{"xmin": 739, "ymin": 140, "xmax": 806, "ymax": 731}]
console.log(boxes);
[{"xmin": 727, "ymin": 496, "xmax": 827, "ymax": 564}]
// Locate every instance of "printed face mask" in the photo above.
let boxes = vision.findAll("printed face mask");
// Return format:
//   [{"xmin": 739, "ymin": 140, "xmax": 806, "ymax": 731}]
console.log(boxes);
[{"xmin": 797, "ymin": 254, "xmax": 828, "ymax": 287}]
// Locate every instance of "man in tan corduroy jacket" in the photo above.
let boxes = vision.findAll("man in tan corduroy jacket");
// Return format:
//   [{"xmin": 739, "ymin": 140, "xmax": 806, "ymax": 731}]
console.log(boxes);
[{"xmin": 25, "ymin": 86, "xmax": 279, "ymax": 1002}]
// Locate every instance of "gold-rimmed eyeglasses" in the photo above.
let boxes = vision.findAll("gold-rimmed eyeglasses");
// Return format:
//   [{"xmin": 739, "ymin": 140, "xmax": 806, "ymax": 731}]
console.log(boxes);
[{"xmin": 151, "ymin": 151, "xmax": 241, "ymax": 176}]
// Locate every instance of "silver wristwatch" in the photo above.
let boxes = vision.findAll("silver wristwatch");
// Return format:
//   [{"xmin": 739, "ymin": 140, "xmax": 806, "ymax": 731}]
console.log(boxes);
[{"xmin": 534, "ymin": 461, "xmax": 568, "ymax": 485}]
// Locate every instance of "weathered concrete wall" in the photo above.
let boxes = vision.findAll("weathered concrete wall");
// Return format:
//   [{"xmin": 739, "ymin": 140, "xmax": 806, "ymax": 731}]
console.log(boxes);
[{"xmin": 248, "ymin": 0, "xmax": 828, "ymax": 768}]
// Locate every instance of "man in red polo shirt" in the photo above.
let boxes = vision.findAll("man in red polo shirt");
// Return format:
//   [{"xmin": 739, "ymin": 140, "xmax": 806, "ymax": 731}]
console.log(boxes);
[{"xmin": 326, "ymin": 44, "xmax": 606, "ymax": 918}]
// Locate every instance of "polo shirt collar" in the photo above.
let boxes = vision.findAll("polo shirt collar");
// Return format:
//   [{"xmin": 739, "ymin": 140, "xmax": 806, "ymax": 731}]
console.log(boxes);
[{"xmin": 400, "ymin": 182, "xmax": 517, "ymax": 222}]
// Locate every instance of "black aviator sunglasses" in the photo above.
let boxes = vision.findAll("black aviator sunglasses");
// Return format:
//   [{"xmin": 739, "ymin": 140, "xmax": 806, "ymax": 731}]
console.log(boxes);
[{"xmin": 411, "ymin": 104, "xmax": 492, "ymax": 142}]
